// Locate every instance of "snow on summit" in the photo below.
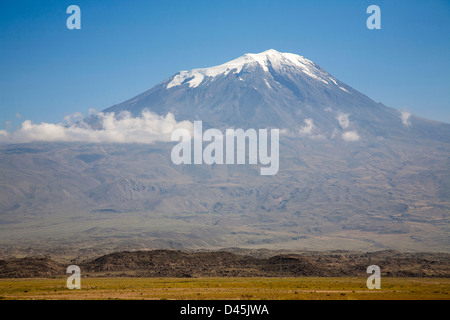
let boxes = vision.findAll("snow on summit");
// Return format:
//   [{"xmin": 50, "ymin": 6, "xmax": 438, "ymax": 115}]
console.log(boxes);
[{"xmin": 167, "ymin": 49, "xmax": 347, "ymax": 89}]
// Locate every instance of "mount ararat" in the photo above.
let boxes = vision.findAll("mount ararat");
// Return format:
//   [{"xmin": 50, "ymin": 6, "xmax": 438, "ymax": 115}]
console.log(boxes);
[{"xmin": 0, "ymin": 50, "xmax": 449, "ymax": 255}]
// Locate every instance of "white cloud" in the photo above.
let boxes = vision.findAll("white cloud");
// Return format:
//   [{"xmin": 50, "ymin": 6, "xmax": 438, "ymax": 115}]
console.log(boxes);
[
  {"xmin": 342, "ymin": 131, "xmax": 360, "ymax": 142},
  {"xmin": 298, "ymin": 118, "xmax": 325, "ymax": 140},
  {"xmin": 400, "ymin": 111, "xmax": 412, "ymax": 127},
  {"xmin": 300, "ymin": 118, "xmax": 315, "ymax": 135},
  {"xmin": 0, "ymin": 110, "xmax": 193, "ymax": 144},
  {"xmin": 63, "ymin": 112, "xmax": 83, "ymax": 125},
  {"xmin": 336, "ymin": 113, "xmax": 350, "ymax": 129}
]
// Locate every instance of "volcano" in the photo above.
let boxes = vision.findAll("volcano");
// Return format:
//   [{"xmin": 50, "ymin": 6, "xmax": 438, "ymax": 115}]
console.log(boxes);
[
  {"xmin": 101, "ymin": 49, "xmax": 448, "ymax": 143},
  {"xmin": 0, "ymin": 49, "xmax": 449, "ymax": 254}
]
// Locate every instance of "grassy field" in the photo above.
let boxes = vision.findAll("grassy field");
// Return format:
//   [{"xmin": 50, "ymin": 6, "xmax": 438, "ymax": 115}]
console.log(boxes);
[{"xmin": 0, "ymin": 277, "xmax": 449, "ymax": 300}]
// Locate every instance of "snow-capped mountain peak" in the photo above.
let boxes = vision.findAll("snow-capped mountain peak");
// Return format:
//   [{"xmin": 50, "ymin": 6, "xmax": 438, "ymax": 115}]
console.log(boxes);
[
  {"xmin": 103, "ymin": 49, "xmax": 362, "ymax": 129},
  {"xmin": 167, "ymin": 49, "xmax": 334, "ymax": 89}
]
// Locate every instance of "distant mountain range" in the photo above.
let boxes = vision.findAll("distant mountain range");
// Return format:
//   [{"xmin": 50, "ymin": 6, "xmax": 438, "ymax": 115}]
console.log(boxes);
[{"xmin": 0, "ymin": 50, "xmax": 449, "ymax": 255}]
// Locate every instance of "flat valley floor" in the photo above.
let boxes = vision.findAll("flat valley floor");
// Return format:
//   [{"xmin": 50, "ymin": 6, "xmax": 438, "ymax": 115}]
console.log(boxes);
[{"xmin": 0, "ymin": 277, "xmax": 448, "ymax": 300}]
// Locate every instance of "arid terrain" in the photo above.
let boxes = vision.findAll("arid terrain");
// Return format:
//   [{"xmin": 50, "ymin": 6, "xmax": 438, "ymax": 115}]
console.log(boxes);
[
  {"xmin": 1, "ymin": 277, "xmax": 449, "ymax": 300},
  {"xmin": 0, "ymin": 249, "xmax": 448, "ymax": 300},
  {"xmin": 0, "ymin": 249, "xmax": 448, "ymax": 278}
]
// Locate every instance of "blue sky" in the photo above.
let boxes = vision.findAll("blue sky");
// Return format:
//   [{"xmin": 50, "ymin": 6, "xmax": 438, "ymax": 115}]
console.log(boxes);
[{"xmin": 0, "ymin": 0, "xmax": 449, "ymax": 128}]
